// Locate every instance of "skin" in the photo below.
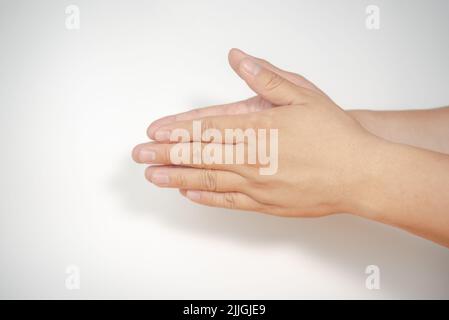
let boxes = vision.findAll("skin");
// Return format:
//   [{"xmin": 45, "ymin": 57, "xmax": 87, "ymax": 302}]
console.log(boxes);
[
  {"xmin": 348, "ymin": 108, "xmax": 449, "ymax": 155},
  {"xmin": 132, "ymin": 48, "xmax": 449, "ymax": 248}
]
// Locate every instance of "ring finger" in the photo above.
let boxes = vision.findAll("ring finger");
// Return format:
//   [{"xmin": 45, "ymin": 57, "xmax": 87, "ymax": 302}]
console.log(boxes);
[{"xmin": 145, "ymin": 166, "xmax": 248, "ymax": 193}]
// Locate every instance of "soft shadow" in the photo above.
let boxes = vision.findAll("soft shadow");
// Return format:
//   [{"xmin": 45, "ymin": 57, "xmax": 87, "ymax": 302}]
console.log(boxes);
[{"xmin": 111, "ymin": 158, "xmax": 449, "ymax": 298}]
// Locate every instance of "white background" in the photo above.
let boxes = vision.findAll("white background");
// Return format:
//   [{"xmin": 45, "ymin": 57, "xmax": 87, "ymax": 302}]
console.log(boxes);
[{"xmin": 1, "ymin": 0, "xmax": 449, "ymax": 299}]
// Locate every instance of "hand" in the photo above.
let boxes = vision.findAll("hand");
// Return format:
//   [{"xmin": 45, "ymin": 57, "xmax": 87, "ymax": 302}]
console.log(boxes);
[{"xmin": 132, "ymin": 49, "xmax": 384, "ymax": 217}]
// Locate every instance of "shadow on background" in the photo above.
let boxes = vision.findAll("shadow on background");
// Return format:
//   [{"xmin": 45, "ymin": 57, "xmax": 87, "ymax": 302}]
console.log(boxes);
[{"xmin": 111, "ymin": 157, "xmax": 449, "ymax": 298}]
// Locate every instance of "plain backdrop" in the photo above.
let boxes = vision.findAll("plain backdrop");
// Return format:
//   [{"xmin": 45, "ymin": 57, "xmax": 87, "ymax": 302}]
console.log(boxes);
[{"xmin": 1, "ymin": 0, "xmax": 449, "ymax": 299}]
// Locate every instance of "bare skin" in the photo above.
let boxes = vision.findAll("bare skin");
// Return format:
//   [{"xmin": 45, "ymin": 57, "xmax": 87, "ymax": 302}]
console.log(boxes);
[
  {"xmin": 348, "ymin": 108, "xmax": 449, "ymax": 155},
  {"xmin": 132, "ymin": 48, "xmax": 449, "ymax": 248}
]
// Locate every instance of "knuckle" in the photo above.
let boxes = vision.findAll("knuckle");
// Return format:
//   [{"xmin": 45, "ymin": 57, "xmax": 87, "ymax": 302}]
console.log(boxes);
[
  {"xmin": 165, "ymin": 146, "xmax": 173, "ymax": 163},
  {"xmin": 223, "ymin": 193, "xmax": 236, "ymax": 209},
  {"xmin": 264, "ymin": 73, "xmax": 284, "ymax": 92},
  {"xmin": 201, "ymin": 169, "xmax": 218, "ymax": 191},
  {"xmin": 174, "ymin": 173, "xmax": 188, "ymax": 187},
  {"xmin": 250, "ymin": 174, "xmax": 267, "ymax": 186}
]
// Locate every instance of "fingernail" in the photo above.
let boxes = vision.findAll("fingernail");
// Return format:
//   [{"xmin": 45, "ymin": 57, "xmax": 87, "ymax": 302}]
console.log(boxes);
[
  {"xmin": 151, "ymin": 172, "xmax": 169, "ymax": 185},
  {"xmin": 234, "ymin": 48, "xmax": 247, "ymax": 55},
  {"xmin": 186, "ymin": 190, "xmax": 201, "ymax": 201},
  {"xmin": 155, "ymin": 130, "xmax": 171, "ymax": 141},
  {"xmin": 240, "ymin": 58, "xmax": 261, "ymax": 76},
  {"xmin": 139, "ymin": 149, "xmax": 156, "ymax": 162},
  {"xmin": 230, "ymin": 48, "xmax": 247, "ymax": 59}
]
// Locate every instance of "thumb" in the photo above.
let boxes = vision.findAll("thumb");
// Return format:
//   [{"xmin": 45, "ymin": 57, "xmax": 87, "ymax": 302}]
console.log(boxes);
[
  {"xmin": 228, "ymin": 48, "xmax": 325, "ymax": 96},
  {"xmin": 235, "ymin": 57, "xmax": 310, "ymax": 106}
]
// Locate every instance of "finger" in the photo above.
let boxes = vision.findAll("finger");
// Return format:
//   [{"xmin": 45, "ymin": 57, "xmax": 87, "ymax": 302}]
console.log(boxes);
[
  {"xmin": 146, "ymin": 97, "xmax": 271, "ymax": 140},
  {"xmin": 145, "ymin": 166, "xmax": 247, "ymax": 192},
  {"xmin": 146, "ymin": 49, "xmax": 323, "ymax": 141},
  {"xmin": 236, "ymin": 57, "xmax": 313, "ymax": 106},
  {"xmin": 228, "ymin": 48, "xmax": 325, "ymax": 95},
  {"xmin": 151, "ymin": 113, "xmax": 258, "ymax": 143},
  {"xmin": 133, "ymin": 142, "xmax": 256, "ymax": 173},
  {"xmin": 147, "ymin": 49, "xmax": 322, "ymax": 141},
  {"xmin": 180, "ymin": 189, "xmax": 262, "ymax": 212}
]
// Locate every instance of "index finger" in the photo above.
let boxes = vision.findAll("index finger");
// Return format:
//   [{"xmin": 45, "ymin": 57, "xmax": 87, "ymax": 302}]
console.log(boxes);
[
  {"xmin": 147, "ymin": 97, "xmax": 271, "ymax": 140},
  {"xmin": 152, "ymin": 112, "xmax": 262, "ymax": 144}
]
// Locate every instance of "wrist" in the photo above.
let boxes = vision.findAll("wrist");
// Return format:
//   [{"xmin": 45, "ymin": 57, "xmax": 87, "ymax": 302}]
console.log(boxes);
[
  {"xmin": 348, "ymin": 110, "xmax": 384, "ymax": 138},
  {"xmin": 339, "ymin": 134, "xmax": 394, "ymax": 222}
]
